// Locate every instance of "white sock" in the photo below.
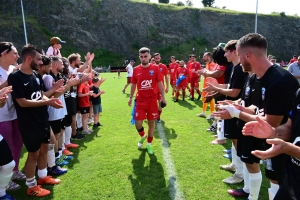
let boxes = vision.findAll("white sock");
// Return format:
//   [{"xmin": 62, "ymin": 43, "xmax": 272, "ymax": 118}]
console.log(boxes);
[
  {"xmin": 76, "ymin": 113, "xmax": 82, "ymax": 128},
  {"xmin": 242, "ymin": 163, "xmax": 250, "ymax": 193},
  {"xmin": 25, "ymin": 177, "xmax": 37, "ymax": 188},
  {"xmin": 147, "ymin": 143, "xmax": 151, "ymax": 146},
  {"xmin": 231, "ymin": 144, "xmax": 237, "ymax": 167},
  {"xmin": 249, "ymin": 171, "xmax": 262, "ymax": 200},
  {"xmin": 47, "ymin": 144, "xmax": 55, "ymax": 168},
  {"xmin": 268, "ymin": 182, "xmax": 279, "ymax": 200},
  {"xmin": 37, "ymin": 168, "xmax": 47, "ymax": 179},
  {"xmin": 235, "ymin": 156, "xmax": 243, "ymax": 176},
  {"xmin": 217, "ymin": 120, "xmax": 225, "ymax": 140},
  {"xmin": 0, "ymin": 160, "xmax": 15, "ymax": 196},
  {"xmin": 65, "ymin": 126, "xmax": 72, "ymax": 145},
  {"xmin": 58, "ymin": 149, "xmax": 62, "ymax": 157}
]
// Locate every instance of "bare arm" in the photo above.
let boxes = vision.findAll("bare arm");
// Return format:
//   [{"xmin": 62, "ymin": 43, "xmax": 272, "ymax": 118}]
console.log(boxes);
[
  {"xmin": 128, "ymin": 83, "xmax": 136, "ymax": 106},
  {"xmin": 203, "ymin": 70, "xmax": 224, "ymax": 78}
]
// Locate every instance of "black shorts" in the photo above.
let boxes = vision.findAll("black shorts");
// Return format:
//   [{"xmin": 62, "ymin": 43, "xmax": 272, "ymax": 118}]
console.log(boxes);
[
  {"xmin": 76, "ymin": 97, "xmax": 80, "ymax": 112},
  {"xmin": 49, "ymin": 119, "xmax": 63, "ymax": 134},
  {"xmin": 237, "ymin": 134, "xmax": 264, "ymax": 164},
  {"xmin": 64, "ymin": 113, "xmax": 72, "ymax": 127},
  {"xmin": 21, "ymin": 127, "xmax": 50, "ymax": 152},
  {"xmin": 214, "ymin": 95, "xmax": 225, "ymax": 103},
  {"xmin": 265, "ymin": 154, "xmax": 287, "ymax": 183},
  {"xmin": 79, "ymin": 107, "xmax": 90, "ymax": 114},
  {"xmin": 0, "ymin": 137, "xmax": 14, "ymax": 166},
  {"xmin": 66, "ymin": 97, "xmax": 76, "ymax": 116},
  {"xmin": 224, "ymin": 118, "xmax": 240, "ymax": 139}
]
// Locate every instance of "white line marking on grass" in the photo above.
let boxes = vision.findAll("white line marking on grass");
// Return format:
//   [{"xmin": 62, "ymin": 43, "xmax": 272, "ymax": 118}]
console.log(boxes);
[{"xmin": 156, "ymin": 123, "xmax": 185, "ymax": 200}]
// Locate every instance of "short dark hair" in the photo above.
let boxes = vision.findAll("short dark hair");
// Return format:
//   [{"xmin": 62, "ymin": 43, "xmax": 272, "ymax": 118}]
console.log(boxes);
[
  {"xmin": 153, "ymin": 53, "xmax": 160, "ymax": 57},
  {"xmin": 51, "ymin": 56, "xmax": 61, "ymax": 62},
  {"xmin": 212, "ymin": 46, "xmax": 230, "ymax": 66},
  {"xmin": 0, "ymin": 42, "xmax": 14, "ymax": 57},
  {"xmin": 92, "ymin": 77, "xmax": 99, "ymax": 83},
  {"xmin": 237, "ymin": 33, "xmax": 268, "ymax": 50},
  {"xmin": 61, "ymin": 57, "xmax": 69, "ymax": 68},
  {"xmin": 224, "ymin": 40, "xmax": 237, "ymax": 51},
  {"xmin": 21, "ymin": 44, "xmax": 42, "ymax": 61},
  {"xmin": 41, "ymin": 55, "xmax": 51, "ymax": 66},
  {"xmin": 139, "ymin": 47, "xmax": 150, "ymax": 54},
  {"xmin": 204, "ymin": 52, "xmax": 212, "ymax": 59}
]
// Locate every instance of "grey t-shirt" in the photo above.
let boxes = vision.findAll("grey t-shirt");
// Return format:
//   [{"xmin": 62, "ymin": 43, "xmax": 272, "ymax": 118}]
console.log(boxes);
[{"xmin": 288, "ymin": 62, "xmax": 300, "ymax": 84}]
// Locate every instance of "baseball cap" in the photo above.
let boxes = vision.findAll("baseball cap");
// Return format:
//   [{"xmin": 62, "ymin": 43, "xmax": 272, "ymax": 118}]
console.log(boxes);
[
  {"xmin": 50, "ymin": 37, "xmax": 66, "ymax": 45},
  {"xmin": 213, "ymin": 43, "xmax": 226, "ymax": 50},
  {"xmin": 130, "ymin": 60, "xmax": 135, "ymax": 63}
]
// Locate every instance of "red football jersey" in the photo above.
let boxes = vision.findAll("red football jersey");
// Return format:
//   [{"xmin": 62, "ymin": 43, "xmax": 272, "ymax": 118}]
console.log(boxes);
[
  {"xmin": 169, "ymin": 62, "xmax": 179, "ymax": 79},
  {"xmin": 176, "ymin": 67, "xmax": 189, "ymax": 86},
  {"xmin": 189, "ymin": 62, "xmax": 201, "ymax": 78},
  {"xmin": 211, "ymin": 64, "xmax": 226, "ymax": 84},
  {"xmin": 131, "ymin": 64, "xmax": 163, "ymax": 100}
]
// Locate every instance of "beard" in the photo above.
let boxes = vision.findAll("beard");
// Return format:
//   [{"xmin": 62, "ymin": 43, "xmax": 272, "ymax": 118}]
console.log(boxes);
[
  {"xmin": 142, "ymin": 61, "xmax": 149, "ymax": 66},
  {"xmin": 241, "ymin": 61, "xmax": 252, "ymax": 72},
  {"xmin": 30, "ymin": 60, "xmax": 39, "ymax": 71}
]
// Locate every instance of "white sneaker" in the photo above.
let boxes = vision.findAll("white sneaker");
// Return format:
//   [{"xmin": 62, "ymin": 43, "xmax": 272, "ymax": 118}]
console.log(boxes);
[
  {"xmin": 222, "ymin": 173, "xmax": 243, "ymax": 184},
  {"xmin": 12, "ymin": 170, "xmax": 26, "ymax": 181},
  {"xmin": 88, "ymin": 118, "xmax": 93, "ymax": 124},
  {"xmin": 196, "ymin": 113, "xmax": 206, "ymax": 117},
  {"xmin": 82, "ymin": 129, "xmax": 91, "ymax": 135},
  {"xmin": 87, "ymin": 127, "xmax": 94, "ymax": 133}
]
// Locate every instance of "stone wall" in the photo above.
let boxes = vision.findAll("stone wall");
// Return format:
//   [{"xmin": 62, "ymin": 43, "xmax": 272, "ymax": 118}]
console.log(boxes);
[{"xmin": 1, "ymin": 0, "xmax": 300, "ymax": 60}]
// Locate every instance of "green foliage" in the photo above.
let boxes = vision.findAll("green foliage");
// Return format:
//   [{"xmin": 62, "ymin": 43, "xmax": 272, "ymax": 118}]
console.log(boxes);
[
  {"xmin": 176, "ymin": 1, "xmax": 185, "ymax": 6},
  {"xmin": 158, "ymin": 0, "xmax": 169, "ymax": 3},
  {"xmin": 202, "ymin": 0, "xmax": 215, "ymax": 7},
  {"xmin": 186, "ymin": 0, "xmax": 193, "ymax": 6},
  {"xmin": 92, "ymin": 49, "xmax": 125, "ymax": 67},
  {"xmin": 155, "ymin": 36, "xmax": 208, "ymax": 63},
  {"xmin": 280, "ymin": 12, "xmax": 286, "ymax": 17}
]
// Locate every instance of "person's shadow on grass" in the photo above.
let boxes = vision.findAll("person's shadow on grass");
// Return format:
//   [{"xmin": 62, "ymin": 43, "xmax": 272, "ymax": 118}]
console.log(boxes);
[
  {"xmin": 128, "ymin": 150, "xmax": 170, "ymax": 200},
  {"xmin": 154, "ymin": 121, "xmax": 177, "ymax": 147}
]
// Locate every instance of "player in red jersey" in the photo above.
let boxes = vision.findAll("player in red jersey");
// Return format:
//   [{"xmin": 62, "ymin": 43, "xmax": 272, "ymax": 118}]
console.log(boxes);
[
  {"xmin": 186, "ymin": 55, "xmax": 193, "ymax": 95},
  {"xmin": 174, "ymin": 60, "xmax": 189, "ymax": 102},
  {"xmin": 128, "ymin": 47, "xmax": 167, "ymax": 154},
  {"xmin": 169, "ymin": 56, "xmax": 179, "ymax": 98},
  {"xmin": 153, "ymin": 53, "xmax": 169, "ymax": 123},
  {"xmin": 189, "ymin": 54, "xmax": 201, "ymax": 101}
]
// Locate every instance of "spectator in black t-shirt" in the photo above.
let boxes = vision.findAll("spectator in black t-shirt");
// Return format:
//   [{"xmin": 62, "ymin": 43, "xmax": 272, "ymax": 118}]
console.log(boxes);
[
  {"xmin": 212, "ymin": 33, "xmax": 299, "ymax": 200},
  {"xmin": 91, "ymin": 78, "xmax": 105, "ymax": 128},
  {"xmin": 243, "ymin": 88, "xmax": 300, "ymax": 200},
  {"xmin": 8, "ymin": 44, "xmax": 63, "ymax": 197}
]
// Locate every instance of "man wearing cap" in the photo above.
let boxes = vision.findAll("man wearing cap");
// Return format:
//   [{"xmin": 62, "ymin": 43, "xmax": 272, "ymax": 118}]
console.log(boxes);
[
  {"xmin": 46, "ymin": 37, "xmax": 66, "ymax": 58},
  {"xmin": 287, "ymin": 56, "xmax": 300, "ymax": 84},
  {"xmin": 122, "ymin": 60, "xmax": 134, "ymax": 93}
]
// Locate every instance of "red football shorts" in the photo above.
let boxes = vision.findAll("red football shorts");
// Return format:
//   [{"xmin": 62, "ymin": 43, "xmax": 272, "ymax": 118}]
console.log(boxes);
[
  {"xmin": 127, "ymin": 77, "xmax": 132, "ymax": 84},
  {"xmin": 170, "ymin": 78, "xmax": 176, "ymax": 85},
  {"xmin": 190, "ymin": 77, "xmax": 199, "ymax": 88},
  {"xmin": 135, "ymin": 97, "xmax": 158, "ymax": 121}
]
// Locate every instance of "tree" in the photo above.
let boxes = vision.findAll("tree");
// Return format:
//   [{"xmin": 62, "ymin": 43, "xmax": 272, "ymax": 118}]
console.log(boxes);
[
  {"xmin": 186, "ymin": 0, "xmax": 193, "ymax": 6},
  {"xmin": 158, "ymin": 0, "xmax": 169, "ymax": 3},
  {"xmin": 176, "ymin": 1, "xmax": 185, "ymax": 6},
  {"xmin": 201, "ymin": 0, "xmax": 215, "ymax": 7}
]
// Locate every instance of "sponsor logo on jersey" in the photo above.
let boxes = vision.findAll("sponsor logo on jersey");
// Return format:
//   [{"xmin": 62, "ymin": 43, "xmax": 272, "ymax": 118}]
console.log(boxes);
[
  {"xmin": 141, "ymin": 80, "xmax": 152, "ymax": 89},
  {"xmin": 31, "ymin": 91, "xmax": 42, "ymax": 101}
]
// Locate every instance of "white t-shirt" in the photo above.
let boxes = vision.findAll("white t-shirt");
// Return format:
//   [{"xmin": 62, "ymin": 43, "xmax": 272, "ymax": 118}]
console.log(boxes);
[
  {"xmin": 68, "ymin": 66, "xmax": 78, "ymax": 97},
  {"xmin": 46, "ymin": 46, "xmax": 62, "ymax": 58},
  {"xmin": 0, "ymin": 65, "xmax": 17, "ymax": 122},
  {"xmin": 43, "ymin": 74, "xmax": 67, "ymax": 121},
  {"xmin": 126, "ymin": 64, "xmax": 133, "ymax": 77}
]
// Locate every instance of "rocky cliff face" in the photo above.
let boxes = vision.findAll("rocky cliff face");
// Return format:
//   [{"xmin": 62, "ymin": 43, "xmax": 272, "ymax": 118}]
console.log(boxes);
[{"xmin": 1, "ymin": 0, "xmax": 300, "ymax": 60}]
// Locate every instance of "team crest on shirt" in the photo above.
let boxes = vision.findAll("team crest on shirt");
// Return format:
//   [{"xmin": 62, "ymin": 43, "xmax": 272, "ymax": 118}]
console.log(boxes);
[
  {"xmin": 36, "ymin": 78, "xmax": 40, "ymax": 85},
  {"xmin": 245, "ymin": 86, "xmax": 250, "ymax": 97},
  {"xmin": 159, "ymin": 68, "xmax": 162, "ymax": 72},
  {"xmin": 149, "ymin": 70, "xmax": 154, "ymax": 76},
  {"xmin": 261, "ymin": 87, "xmax": 266, "ymax": 100}
]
